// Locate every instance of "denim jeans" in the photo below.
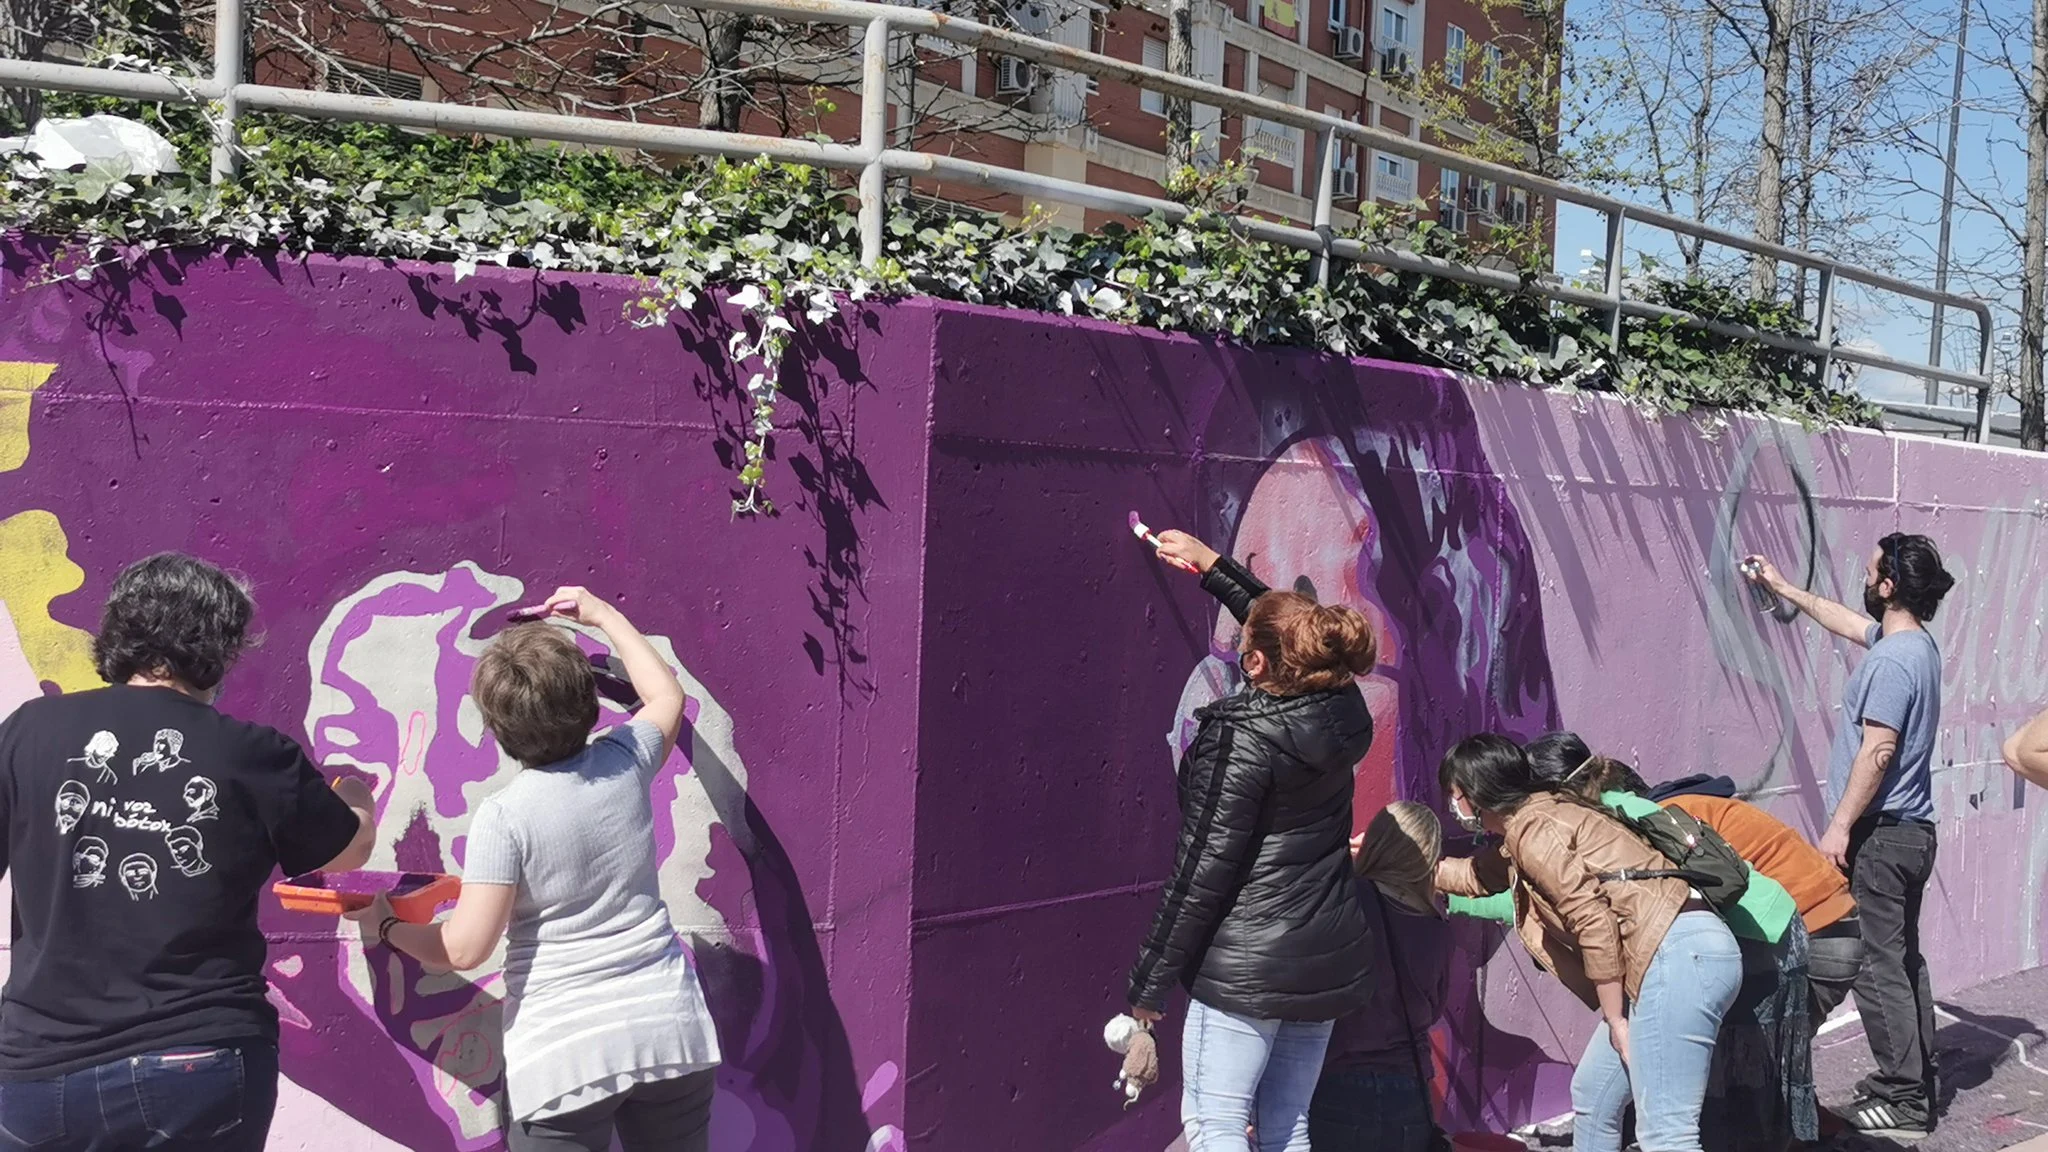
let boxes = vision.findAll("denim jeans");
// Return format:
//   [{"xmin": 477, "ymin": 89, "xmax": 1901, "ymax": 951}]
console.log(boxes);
[
  {"xmin": 1307, "ymin": 1065, "xmax": 1433, "ymax": 1152},
  {"xmin": 1847, "ymin": 820, "xmax": 1938, "ymax": 1120},
  {"xmin": 1181, "ymin": 998, "xmax": 1333, "ymax": 1152},
  {"xmin": 1806, "ymin": 915, "xmax": 1864, "ymax": 1023},
  {"xmin": 0, "ymin": 1041, "xmax": 277, "ymax": 1152},
  {"xmin": 1571, "ymin": 911, "xmax": 1744, "ymax": 1152}
]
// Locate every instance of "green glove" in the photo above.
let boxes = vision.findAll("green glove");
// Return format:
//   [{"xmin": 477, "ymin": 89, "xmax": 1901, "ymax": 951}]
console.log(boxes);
[{"xmin": 1447, "ymin": 889, "xmax": 1514, "ymax": 924}]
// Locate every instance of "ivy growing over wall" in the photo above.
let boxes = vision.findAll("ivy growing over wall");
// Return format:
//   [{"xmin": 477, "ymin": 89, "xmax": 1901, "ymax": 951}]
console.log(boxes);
[{"xmin": 2, "ymin": 108, "xmax": 1875, "ymax": 514}]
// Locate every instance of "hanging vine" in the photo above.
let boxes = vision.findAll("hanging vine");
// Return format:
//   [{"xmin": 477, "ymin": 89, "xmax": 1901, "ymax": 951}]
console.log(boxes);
[{"xmin": 2, "ymin": 92, "xmax": 1874, "ymax": 515}]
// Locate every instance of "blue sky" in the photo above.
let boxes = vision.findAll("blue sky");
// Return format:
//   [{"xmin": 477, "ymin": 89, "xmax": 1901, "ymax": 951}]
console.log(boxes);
[{"xmin": 1546, "ymin": 0, "xmax": 2030, "ymax": 410}]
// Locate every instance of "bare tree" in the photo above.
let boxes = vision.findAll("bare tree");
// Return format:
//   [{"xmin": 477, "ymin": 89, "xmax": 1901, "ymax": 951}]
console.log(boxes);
[
  {"xmin": 1881, "ymin": 1, "xmax": 2043, "ymax": 443},
  {"xmin": 1574, "ymin": 0, "xmax": 1938, "ymax": 298},
  {"xmin": 1, "ymin": 0, "xmax": 190, "ymax": 128},
  {"xmin": 248, "ymin": 0, "xmax": 1094, "ymax": 175},
  {"xmin": 1165, "ymin": 0, "xmax": 1193, "ymax": 172},
  {"xmin": 1391, "ymin": 0, "xmax": 1590, "ymax": 194},
  {"xmin": 0, "ymin": 0, "xmax": 59, "ymax": 127},
  {"xmin": 2023, "ymin": 0, "xmax": 2047, "ymax": 448},
  {"xmin": 1750, "ymin": 0, "xmax": 1793, "ymax": 295},
  {"xmin": 1781, "ymin": 0, "xmax": 1941, "ymax": 308},
  {"xmin": 1573, "ymin": 0, "xmax": 1753, "ymax": 269}
]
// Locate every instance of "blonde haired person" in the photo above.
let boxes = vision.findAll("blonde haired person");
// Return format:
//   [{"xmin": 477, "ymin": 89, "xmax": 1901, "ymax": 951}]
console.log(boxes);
[
  {"xmin": 349, "ymin": 587, "xmax": 720, "ymax": 1152},
  {"xmin": 1311, "ymin": 802, "xmax": 1453, "ymax": 1151}
]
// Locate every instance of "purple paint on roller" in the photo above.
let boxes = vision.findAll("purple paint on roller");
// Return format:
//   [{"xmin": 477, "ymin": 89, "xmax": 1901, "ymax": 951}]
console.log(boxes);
[{"xmin": 288, "ymin": 870, "xmax": 442, "ymax": 896}]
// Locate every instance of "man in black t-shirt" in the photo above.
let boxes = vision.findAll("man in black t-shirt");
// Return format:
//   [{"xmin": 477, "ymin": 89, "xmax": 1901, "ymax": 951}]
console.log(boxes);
[{"xmin": 0, "ymin": 553, "xmax": 375, "ymax": 1152}]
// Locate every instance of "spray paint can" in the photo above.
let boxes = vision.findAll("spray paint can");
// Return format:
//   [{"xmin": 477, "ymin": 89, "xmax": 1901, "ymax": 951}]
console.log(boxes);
[{"xmin": 1740, "ymin": 559, "xmax": 1781, "ymax": 614}]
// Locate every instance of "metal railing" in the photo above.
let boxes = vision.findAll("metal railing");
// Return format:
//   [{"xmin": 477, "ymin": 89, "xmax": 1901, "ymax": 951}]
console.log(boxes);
[{"xmin": 0, "ymin": 0, "xmax": 2000, "ymax": 442}]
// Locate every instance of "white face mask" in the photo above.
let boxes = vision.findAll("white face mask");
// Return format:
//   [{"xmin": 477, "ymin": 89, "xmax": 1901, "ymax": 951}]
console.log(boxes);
[{"xmin": 1449, "ymin": 793, "xmax": 1484, "ymax": 833}]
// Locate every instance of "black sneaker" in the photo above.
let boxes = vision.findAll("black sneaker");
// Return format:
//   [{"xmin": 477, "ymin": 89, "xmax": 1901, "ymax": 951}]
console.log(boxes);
[{"xmin": 1837, "ymin": 1096, "xmax": 1932, "ymax": 1139}]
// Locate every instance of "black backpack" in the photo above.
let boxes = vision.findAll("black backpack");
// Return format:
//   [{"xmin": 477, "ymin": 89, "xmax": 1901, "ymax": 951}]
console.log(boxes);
[{"xmin": 1597, "ymin": 801, "xmax": 1751, "ymax": 915}]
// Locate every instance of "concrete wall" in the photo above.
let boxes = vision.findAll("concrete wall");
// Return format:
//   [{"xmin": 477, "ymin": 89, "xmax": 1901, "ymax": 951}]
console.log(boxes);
[{"xmin": 2, "ymin": 247, "xmax": 2043, "ymax": 1150}]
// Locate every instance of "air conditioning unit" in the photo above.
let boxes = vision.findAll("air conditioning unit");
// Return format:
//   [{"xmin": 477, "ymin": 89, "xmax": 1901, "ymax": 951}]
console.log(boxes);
[
  {"xmin": 1333, "ymin": 165, "xmax": 1360, "ymax": 200},
  {"xmin": 1378, "ymin": 48, "xmax": 1412, "ymax": 78},
  {"xmin": 996, "ymin": 55, "xmax": 1039, "ymax": 95},
  {"xmin": 1335, "ymin": 25, "xmax": 1366, "ymax": 61}
]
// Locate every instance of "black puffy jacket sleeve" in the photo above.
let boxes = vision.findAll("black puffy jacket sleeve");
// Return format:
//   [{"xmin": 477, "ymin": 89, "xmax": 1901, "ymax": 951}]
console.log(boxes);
[
  {"xmin": 1201, "ymin": 555, "xmax": 1269, "ymax": 625},
  {"xmin": 1127, "ymin": 723, "xmax": 1273, "ymax": 1012}
]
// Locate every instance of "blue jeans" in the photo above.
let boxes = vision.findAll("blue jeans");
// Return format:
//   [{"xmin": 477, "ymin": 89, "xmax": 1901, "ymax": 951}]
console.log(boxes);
[
  {"xmin": 1181, "ymin": 998, "xmax": 1333, "ymax": 1152},
  {"xmin": 1307, "ymin": 1065, "xmax": 1433, "ymax": 1152},
  {"xmin": 0, "ymin": 1041, "xmax": 277, "ymax": 1152},
  {"xmin": 1572, "ymin": 911, "xmax": 1743, "ymax": 1152}
]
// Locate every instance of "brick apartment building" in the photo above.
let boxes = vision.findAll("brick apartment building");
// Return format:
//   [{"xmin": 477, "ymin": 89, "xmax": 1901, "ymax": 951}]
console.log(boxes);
[{"xmin": 255, "ymin": 0, "xmax": 1558, "ymax": 239}]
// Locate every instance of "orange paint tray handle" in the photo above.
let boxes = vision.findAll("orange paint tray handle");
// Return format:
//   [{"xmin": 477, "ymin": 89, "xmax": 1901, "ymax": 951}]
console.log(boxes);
[{"xmin": 272, "ymin": 873, "xmax": 462, "ymax": 924}]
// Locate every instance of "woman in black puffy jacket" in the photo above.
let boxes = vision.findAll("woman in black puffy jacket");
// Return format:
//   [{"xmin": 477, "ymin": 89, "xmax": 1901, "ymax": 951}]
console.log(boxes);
[{"xmin": 1127, "ymin": 529, "xmax": 1380, "ymax": 1152}]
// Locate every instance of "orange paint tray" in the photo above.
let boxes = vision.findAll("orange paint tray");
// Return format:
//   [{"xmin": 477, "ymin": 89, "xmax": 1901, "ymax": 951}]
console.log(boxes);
[{"xmin": 273, "ymin": 870, "xmax": 460, "ymax": 923}]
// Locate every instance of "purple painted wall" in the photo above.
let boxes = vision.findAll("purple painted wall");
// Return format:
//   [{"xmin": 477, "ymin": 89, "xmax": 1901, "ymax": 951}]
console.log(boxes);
[
  {"xmin": 0, "ymin": 246, "xmax": 931, "ymax": 1152},
  {"xmin": 2, "ymin": 248, "xmax": 2044, "ymax": 1151}
]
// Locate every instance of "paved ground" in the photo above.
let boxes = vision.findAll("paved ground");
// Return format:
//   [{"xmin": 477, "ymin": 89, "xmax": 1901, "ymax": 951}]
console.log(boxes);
[
  {"xmin": 1814, "ymin": 964, "xmax": 2048, "ymax": 1152},
  {"xmin": 1511, "ymin": 964, "xmax": 2048, "ymax": 1152}
]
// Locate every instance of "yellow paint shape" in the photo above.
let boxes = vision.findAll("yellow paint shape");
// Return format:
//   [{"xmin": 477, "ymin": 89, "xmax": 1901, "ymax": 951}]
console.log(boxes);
[
  {"xmin": 0, "ymin": 511, "xmax": 97, "ymax": 692},
  {"xmin": 0, "ymin": 362, "xmax": 57, "ymax": 474}
]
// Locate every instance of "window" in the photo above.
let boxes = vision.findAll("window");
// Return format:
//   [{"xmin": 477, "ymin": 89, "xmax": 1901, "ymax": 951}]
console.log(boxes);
[
  {"xmin": 326, "ymin": 62, "xmax": 425, "ymax": 101},
  {"xmin": 1507, "ymin": 187, "xmax": 1531, "ymax": 225},
  {"xmin": 1444, "ymin": 25, "xmax": 1466, "ymax": 88},
  {"xmin": 1374, "ymin": 151, "xmax": 1414, "ymax": 201},
  {"xmin": 1244, "ymin": 79, "xmax": 1301, "ymax": 167},
  {"xmin": 1088, "ymin": 10, "xmax": 1109, "ymax": 93},
  {"xmin": 1482, "ymin": 43, "xmax": 1502, "ymax": 89},
  {"xmin": 1379, "ymin": 3, "xmax": 1411, "ymax": 51},
  {"xmin": 1141, "ymin": 37, "xmax": 1167, "ymax": 115},
  {"xmin": 1328, "ymin": 0, "xmax": 1348, "ymax": 31},
  {"xmin": 1438, "ymin": 167, "xmax": 1466, "ymax": 230},
  {"xmin": 1475, "ymin": 178, "xmax": 1497, "ymax": 219},
  {"xmin": 1326, "ymin": 104, "xmax": 1358, "ymax": 175}
]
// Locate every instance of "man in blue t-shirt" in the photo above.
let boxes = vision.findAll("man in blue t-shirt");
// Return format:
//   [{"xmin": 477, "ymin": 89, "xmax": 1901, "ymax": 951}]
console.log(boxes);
[{"xmin": 1747, "ymin": 534, "xmax": 1955, "ymax": 1138}]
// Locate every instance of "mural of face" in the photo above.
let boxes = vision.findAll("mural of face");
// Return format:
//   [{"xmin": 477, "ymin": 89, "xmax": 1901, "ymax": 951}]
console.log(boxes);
[
  {"xmin": 1174, "ymin": 437, "xmax": 1404, "ymax": 830},
  {"xmin": 1168, "ymin": 407, "xmax": 1568, "ymax": 1136},
  {"xmin": 118, "ymin": 852, "xmax": 157, "ymax": 900},
  {"xmin": 275, "ymin": 563, "xmax": 781, "ymax": 1152},
  {"xmin": 54, "ymin": 779, "xmax": 89, "ymax": 835}
]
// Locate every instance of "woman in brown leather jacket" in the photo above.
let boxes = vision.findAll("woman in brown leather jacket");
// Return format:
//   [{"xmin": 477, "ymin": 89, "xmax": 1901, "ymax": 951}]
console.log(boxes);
[{"xmin": 1434, "ymin": 736, "xmax": 1743, "ymax": 1152}]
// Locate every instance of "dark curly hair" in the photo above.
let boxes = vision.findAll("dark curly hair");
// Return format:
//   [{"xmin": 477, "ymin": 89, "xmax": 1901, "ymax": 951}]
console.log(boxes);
[
  {"xmin": 92, "ymin": 553, "xmax": 255, "ymax": 691},
  {"xmin": 1877, "ymin": 533, "xmax": 1957, "ymax": 622}
]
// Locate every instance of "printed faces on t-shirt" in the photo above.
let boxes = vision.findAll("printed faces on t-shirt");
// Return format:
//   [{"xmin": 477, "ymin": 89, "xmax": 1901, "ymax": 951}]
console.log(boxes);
[{"xmin": 58, "ymin": 724, "xmax": 216, "ymax": 897}]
